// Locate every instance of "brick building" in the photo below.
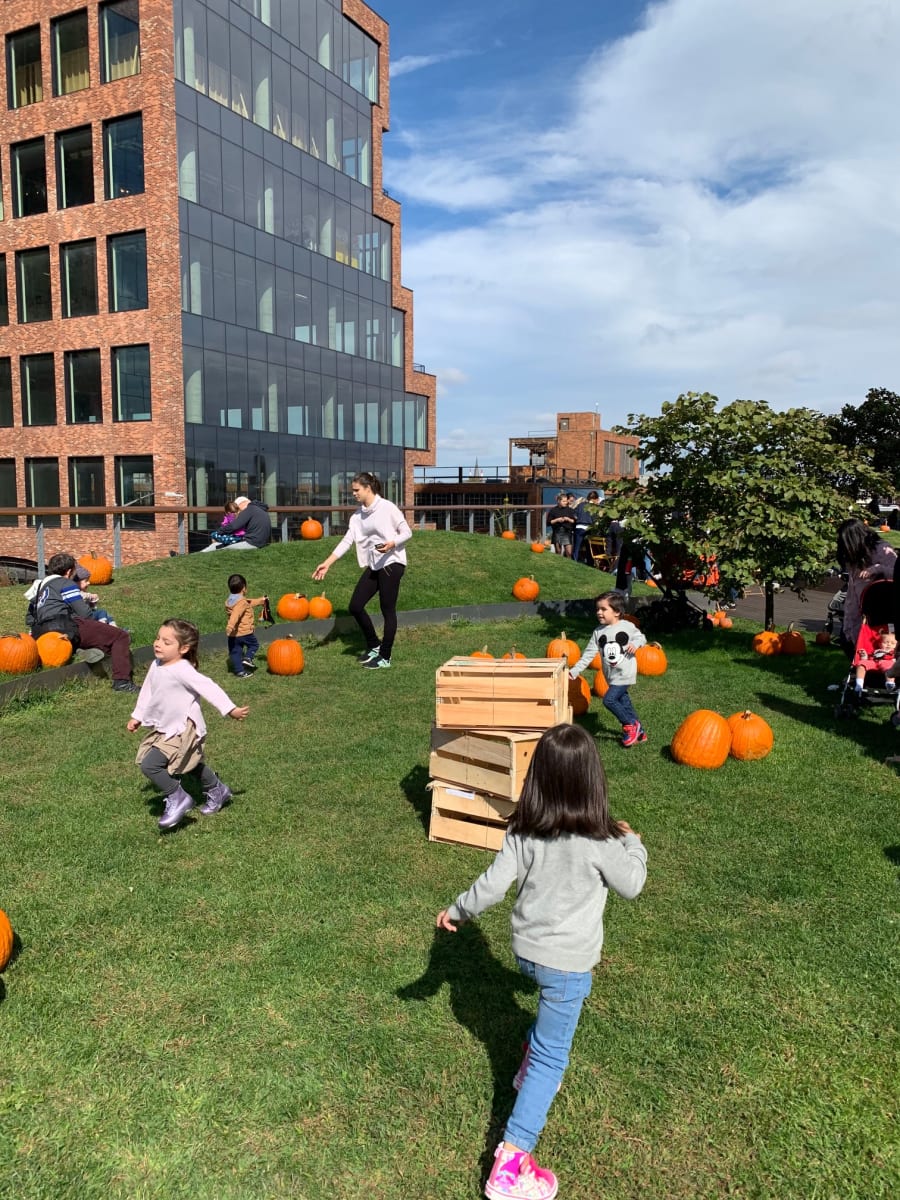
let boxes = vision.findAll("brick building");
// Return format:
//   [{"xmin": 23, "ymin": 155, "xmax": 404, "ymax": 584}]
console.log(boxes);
[
  {"xmin": 0, "ymin": 0, "xmax": 435, "ymax": 563},
  {"xmin": 509, "ymin": 411, "xmax": 640, "ymax": 485}
]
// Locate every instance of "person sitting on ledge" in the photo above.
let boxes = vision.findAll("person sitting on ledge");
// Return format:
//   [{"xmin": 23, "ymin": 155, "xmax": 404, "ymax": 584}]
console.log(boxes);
[{"xmin": 199, "ymin": 496, "xmax": 272, "ymax": 551}]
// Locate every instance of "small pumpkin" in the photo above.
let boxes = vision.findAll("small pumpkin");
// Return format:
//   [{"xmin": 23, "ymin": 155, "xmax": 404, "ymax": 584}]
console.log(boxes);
[
  {"xmin": 308, "ymin": 593, "xmax": 333, "ymax": 620},
  {"xmin": 300, "ymin": 518, "xmax": 324, "ymax": 540},
  {"xmin": 752, "ymin": 630, "xmax": 782, "ymax": 657},
  {"xmin": 717, "ymin": 615, "xmax": 733, "ymax": 629},
  {"xmin": 266, "ymin": 635, "xmax": 305, "ymax": 675},
  {"xmin": 530, "ymin": 541, "xmax": 546, "ymax": 554},
  {"xmin": 501, "ymin": 646, "xmax": 527, "ymax": 660},
  {"xmin": 77, "ymin": 551, "xmax": 113, "ymax": 585},
  {"xmin": 815, "ymin": 630, "xmax": 832, "ymax": 647},
  {"xmin": 779, "ymin": 624, "xmax": 807, "ymax": 656},
  {"xmin": 501, "ymin": 530, "xmax": 516, "ymax": 541},
  {"xmin": 591, "ymin": 670, "xmax": 609, "ymax": 699},
  {"xmin": 512, "ymin": 576, "xmax": 540, "ymax": 602},
  {"xmin": 635, "ymin": 642, "xmax": 667, "ymax": 677},
  {"xmin": 670, "ymin": 709, "xmax": 732, "ymax": 769},
  {"xmin": 36, "ymin": 632, "xmax": 74, "ymax": 668},
  {"xmin": 880, "ymin": 524, "xmax": 890, "ymax": 532},
  {"xmin": 471, "ymin": 646, "xmax": 494, "ymax": 659},
  {"xmin": 276, "ymin": 593, "xmax": 310, "ymax": 621},
  {"xmin": 0, "ymin": 909, "xmax": 13, "ymax": 971},
  {"xmin": 621, "ymin": 613, "xmax": 641, "ymax": 628},
  {"xmin": 568, "ymin": 675, "xmax": 591, "ymax": 716},
  {"xmin": 727, "ymin": 710, "xmax": 774, "ymax": 761},
  {"xmin": 0, "ymin": 632, "xmax": 41, "ymax": 675},
  {"xmin": 546, "ymin": 632, "xmax": 580, "ymax": 669},
  {"xmin": 710, "ymin": 609, "xmax": 727, "ymax": 627}
]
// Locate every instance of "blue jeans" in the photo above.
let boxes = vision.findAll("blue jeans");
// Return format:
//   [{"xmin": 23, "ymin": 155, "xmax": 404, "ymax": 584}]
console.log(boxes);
[
  {"xmin": 602, "ymin": 683, "xmax": 639, "ymax": 728},
  {"xmin": 228, "ymin": 632, "xmax": 258, "ymax": 674},
  {"xmin": 504, "ymin": 959, "xmax": 593, "ymax": 1152}
]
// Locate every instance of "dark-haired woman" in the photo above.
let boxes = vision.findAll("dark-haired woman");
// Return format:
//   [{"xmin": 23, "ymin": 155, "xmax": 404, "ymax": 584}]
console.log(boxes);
[
  {"xmin": 312, "ymin": 472, "xmax": 412, "ymax": 669},
  {"xmin": 836, "ymin": 518, "xmax": 897, "ymax": 655}
]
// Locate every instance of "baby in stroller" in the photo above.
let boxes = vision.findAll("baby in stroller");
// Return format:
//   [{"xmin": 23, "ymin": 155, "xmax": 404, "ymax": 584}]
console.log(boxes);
[
  {"xmin": 834, "ymin": 579, "xmax": 900, "ymax": 724},
  {"xmin": 853, "ymin": 628, "xmax": 897, "ymax": 694}
]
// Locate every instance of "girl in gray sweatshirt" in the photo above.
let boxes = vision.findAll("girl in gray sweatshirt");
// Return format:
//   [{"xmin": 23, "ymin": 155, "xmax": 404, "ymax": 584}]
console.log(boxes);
[{"xmin": 436, "ymin": 722, "xmax": 647, "ymax": 1200}]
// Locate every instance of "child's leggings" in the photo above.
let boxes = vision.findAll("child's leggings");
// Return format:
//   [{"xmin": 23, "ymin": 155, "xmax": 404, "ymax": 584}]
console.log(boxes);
[{"xmin": 139, "ymin": 748, "xmax": 218, "ymax": 796}]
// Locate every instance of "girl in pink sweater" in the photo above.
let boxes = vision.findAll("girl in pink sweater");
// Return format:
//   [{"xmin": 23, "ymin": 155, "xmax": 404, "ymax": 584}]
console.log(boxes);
[{"xmin": 127, "ymin": 619, "xmax": 248, "ymax": 831}]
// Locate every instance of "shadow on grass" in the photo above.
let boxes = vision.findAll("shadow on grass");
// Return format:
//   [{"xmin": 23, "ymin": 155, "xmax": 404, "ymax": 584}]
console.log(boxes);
[
  {"xmin": 755, "ymin": 689, "xmax": 899, "ymax": 767},
  {"xmin": 885, "ymin": 845, "xmax": 900, "ymax": 871},
  {"xmin": 397, "ymin": 923, "xmax": 536, "ymax": 1188},
  {"xmin": 400, "ymin": 764, "xmax": 431, "ymax": 833}
]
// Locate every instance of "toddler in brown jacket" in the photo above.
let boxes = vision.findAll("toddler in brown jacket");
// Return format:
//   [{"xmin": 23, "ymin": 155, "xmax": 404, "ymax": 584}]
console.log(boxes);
[{"xmin": 225, "ymin": 573, "xmax": 266, "ymax": 678}]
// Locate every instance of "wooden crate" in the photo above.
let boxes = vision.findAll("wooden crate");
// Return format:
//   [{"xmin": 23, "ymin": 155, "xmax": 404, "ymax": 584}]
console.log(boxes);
[
  {"xmin": 428, "ymin": 782, "xmax": 516, "ymax": 851},
  {"xmin": 429, "ymin": 726, "xmax": 540, "ymax": 801},
  {"xmin": 434, "ymin": 657, "xmax": 572, "ymax": 730}
]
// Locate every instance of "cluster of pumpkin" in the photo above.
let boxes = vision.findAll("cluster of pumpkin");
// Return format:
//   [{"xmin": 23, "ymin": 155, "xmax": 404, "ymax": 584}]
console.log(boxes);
[
  {"xmin": 265, "ymin": 590, "xmax": 335, "ymax": 676},
  {"xmin": 671, "ymin": 708, "xmax": 774, "ymax": 768},
  {"xmin": 751, "ymin": 624, "xmax": 811, "ymax": 656},
  {"xmin": 0, "ymin": 552, "xmax": 116, "ymax": 675},
  {"xmin": 0, "ymin": 908, "xmax": 13, "ymax": 973}
]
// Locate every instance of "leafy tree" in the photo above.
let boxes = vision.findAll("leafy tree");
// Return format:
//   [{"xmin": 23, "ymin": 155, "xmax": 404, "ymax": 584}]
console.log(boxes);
[
  {"xmin": 605, "ymin": 392, "xmax": 886, "ymax": 628},
  {"xmin": 825, "ymin": 388, "xmax": 900, "ymax": 497}
]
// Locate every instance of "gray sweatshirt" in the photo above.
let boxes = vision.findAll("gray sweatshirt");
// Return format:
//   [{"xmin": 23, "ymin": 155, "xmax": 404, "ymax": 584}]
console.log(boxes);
[
  {"xmin": 571, "ymin": 620, "xmax": 646, "ymax": 687},
  {"xmin": 447, "ymin": 830, "xmax": 647, "ymax": 973}
]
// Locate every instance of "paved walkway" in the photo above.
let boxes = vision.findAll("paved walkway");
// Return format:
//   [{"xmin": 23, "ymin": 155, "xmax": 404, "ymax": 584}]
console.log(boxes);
[{"xmin": 726, "ymin": 583, "xmax": 838, "ymax": 633}]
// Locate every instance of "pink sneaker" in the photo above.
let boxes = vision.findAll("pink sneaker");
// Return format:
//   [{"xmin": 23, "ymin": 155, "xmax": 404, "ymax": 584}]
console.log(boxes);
[
  {"xmin": 485, "ymin": 1144, "xmax": 558, "ymax": 1200},
  {"xmin": 621, "ymin": 722, "xmax": 647, "ymax": 748}
]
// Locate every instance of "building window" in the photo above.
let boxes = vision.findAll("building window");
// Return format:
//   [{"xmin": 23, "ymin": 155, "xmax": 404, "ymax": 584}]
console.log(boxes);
[
  {"xmin": 65, "ymin": 349, "xmax": 102, "ymax": 424},
  {"xmin": 56, "ymin": 127, "xmax": 95, "ymax": 208},
  {"xmin": 115, "ymin": 455, "xmax": 155, "ymax": 529},
  {"xmin": 21, "ymin": 354, "xmax": 56, "ymax": 426},
  {"xmin": 0, "ymin": 256, "xmax": 8, "ymax": 326},
  {"xmin": 68, "ymin": 458, "xmax": 106, "ymax": 529},
  {"xmin": 53, "ymin": 10, "xmax": 90, "ymax": 96},
  {"xmin": 11, "ymin": 138, "xmax": 48, "ymax": 218},
  {"xmin": 7, "ymin": 26, "xmax": 43, "ymax": 109},
  {"xmin": 0, "ymin": 460, "xmax": 16, "ymax": 527},
  {"xmin": 112, "ymin": 344, "xmax": 151, "ymax": 421},
  {"xmin": 100, "ymin": 1, "xmax": 140, "ymax": 83},
  {"xmin": 104, "ymin": 113, "xmax": 144, "ymax": 198},
  {"xmin": 25, "ymin": 458, "xmax": 61, "ymax": 528},
  {"xmin": 0, "ymin": 359, "xmax": 12, "ymax": 426},
  {"xmin": 16, "ymin": 247, "xmax": 52, "ymax": 323},
  {"xmin": 108, "ymin": 231, "xmax": 147, "ymax": 311},
  {"xmin": 60, "ymin": 240, "xmax": 99, "ymax": 318}
]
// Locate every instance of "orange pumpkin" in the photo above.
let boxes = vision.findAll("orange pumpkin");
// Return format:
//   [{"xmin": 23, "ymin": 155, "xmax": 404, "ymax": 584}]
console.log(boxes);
[
  {"xmin": 471, "ymin": 646, "xmax": 494, "ymax": 659},
  {"xmin": 622, "ymin": 613, "xmax": 641, "ymax": 628},
  {"xmin": 36, "ymin": 632, "xmax": 74, "ymax": 668},
  {"xmin": 77, "ymin": 551, "xmax": 113, "ymax": 585},
  {"xmin": 266, "ymin": 635, "xmax": 305, "ymax": 675},
  {"xmin": 592, "ymin": 670, "xmax": 609, "ymax": 699},
  {"xmin": 308, "ymin": 594, "xmax": 333, "ymax": 620},
  {"xmin": 710, "ymin": 609, "xmax": 727, "ymax": 626},
  {"xmin": 717, "ymin": 615, "xmax": 733, "ymax": 629},
  {"xmin": 880, "ymin": 524, "xmax": 890, "ymax": 532},
  {"xmin": 778, "ymin": 624, "xmax": 806, "ymax": 656},
  {"xmin": 512, "ymin": 576, "xmax": 540, "ymax": 602},
  {"xmin": 727, "ymin": 710, "xmax": 774, "ymax": 761},
  {"xmin": 546, "ymin": 632, "xmax": 580, "ymax": 669},
  {"xmin": 589, "ymin": 652, "xmax": 603, "ymax": 671},
  {"xmin": 670, "ymin": 709, "xmax": 732, "ymax": 769},
  {"xmin": 530, "ymin": 541, "xmax": 546, "ymax": 554},
  {"xmin": 568, "ymin": 675, "xmax": 591, "ymax": 716},
  {"xmin": 501, "ymin": 530, "xmax": 516, "ymax": 541},
  {"xmin": 815, "ymin": 630, "xmax": 832, "ymax": 647},
  {"xmin": 276, "ymin": 593, "xmax": 310, "ymax": 621},
  {"xmin": 635, "ymin": 642, "xmax": 667, "ymax": 676},
  {"xmin": 300, "ymin": 518, "xmax": 324, "ymax": 540},
  {"xmin": 752, "ymin": 630, "xmax": 782, "ymax": 656},
  {"xmin": 501, "ymin": 647, "xmax": 527, "ymax": 660},
  {"xmin": 0, "ymin": 909, "xmax": 13, "ymax": 971},
  {"xmin": 0, "ymin": 632, "xmax": 41, "ymax": 675}
]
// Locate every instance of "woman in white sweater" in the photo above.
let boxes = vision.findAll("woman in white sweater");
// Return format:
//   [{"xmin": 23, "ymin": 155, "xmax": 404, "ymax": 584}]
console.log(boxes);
[{"xmin": 312, "ymin": 472, "xmax": 412, "ymax": 669}]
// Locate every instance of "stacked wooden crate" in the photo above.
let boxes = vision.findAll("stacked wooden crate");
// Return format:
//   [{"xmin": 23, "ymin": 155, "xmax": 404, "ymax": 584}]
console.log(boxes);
[{"xmin": 428, "ymin": 657, "xmax": 572, "ymax": 850}]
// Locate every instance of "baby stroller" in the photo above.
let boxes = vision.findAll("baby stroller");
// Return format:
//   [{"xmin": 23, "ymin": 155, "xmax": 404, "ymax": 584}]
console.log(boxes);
[{"xmin": 833, "ymin": 579, "xmax": 900, "ymax": 724}]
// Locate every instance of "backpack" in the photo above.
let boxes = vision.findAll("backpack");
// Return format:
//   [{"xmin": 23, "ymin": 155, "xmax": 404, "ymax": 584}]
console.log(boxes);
[{"xmin": 27, "ymin": 583, "xmax": 81, "ymax": 648}]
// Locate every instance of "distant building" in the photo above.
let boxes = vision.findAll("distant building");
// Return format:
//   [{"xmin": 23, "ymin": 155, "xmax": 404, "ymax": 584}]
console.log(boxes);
[{"xmin": 509, "ymin": 411, "xmax": 639, "ymax": 484}]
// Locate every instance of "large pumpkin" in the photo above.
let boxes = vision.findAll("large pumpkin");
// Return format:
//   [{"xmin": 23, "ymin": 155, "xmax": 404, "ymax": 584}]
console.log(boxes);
[
  {"xmin": 77, "ymin": 551, "xmax": 113, "ymax": 585},
  {"xmin": 592, "ymin": 670, "xmax": 609, "ymax": 699},
  {"xmin": 308, "ymin": 594, "xmax": 333, "ymax": 620},
  {"xmin": 752, "ymin": 630, "xmax": 782, "ymax": 657},
  {"xmin": 0, "ymin": 909, "xmax": 13, "ymax": 971},
  {"xmin": 0, "ymin": 633, "xmax": 41, "ymax": 675},
  {"xmin": 568, "ymin": 675, "xmax": 591, "ymax": 716},
  {"xmin": 727, "ymin": 710, "xmax": 774, "ymax": 761},
  {"xmin": 36, "ymin": 632, "xmax": 74, "ymax": 668},
  {"xmin": 546, "ymin": 632, "xmax": 580, "ymax": 668},
  {"xmin": 778, "ymin": 624, "xmax": 807, "ymax": 656},
  {"xmin": 501, "ymin": 530, "xmax": 516, "ymax": 541},
  {"xmin": 266, "ymin": 635, "xmax": 305, "ymax": 675},
  {"xmin": 276, "ymin": 593, "xmax": 310, "ymax": 621},
  {"xmin": 670, "ymin": 709, "xmax": 731, "ymax": 769},
  {"xmin": 635, "ymin": 642, "xmax": 667, "ymax": 676},
  {"xmin": 512, "ymin": 576, "xmax": 540, "ymax": 602},
  {"xmin": 300, "ymin": 518, "xmax": 324, "ymax": 540}
]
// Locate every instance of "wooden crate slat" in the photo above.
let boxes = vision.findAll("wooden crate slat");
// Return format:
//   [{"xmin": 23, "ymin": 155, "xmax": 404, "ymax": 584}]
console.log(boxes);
[{"xmin": 435, "ymin": 657, "xmax": 571, "ymax": 730}]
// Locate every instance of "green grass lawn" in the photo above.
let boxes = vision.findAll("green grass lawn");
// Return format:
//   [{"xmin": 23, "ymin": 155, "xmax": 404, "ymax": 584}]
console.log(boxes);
[{"xmin": 0, "ymin": 540, "xmax": 897, "ymax": 1199}]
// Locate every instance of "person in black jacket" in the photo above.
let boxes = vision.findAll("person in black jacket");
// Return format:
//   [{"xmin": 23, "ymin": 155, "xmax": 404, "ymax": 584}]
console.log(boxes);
[{"xmin": 200, "ymin": 496, "xmax": 272, "ymax": 551}]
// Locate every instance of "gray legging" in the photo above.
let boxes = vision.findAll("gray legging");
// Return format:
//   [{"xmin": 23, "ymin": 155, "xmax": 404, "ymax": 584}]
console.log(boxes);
[{"xmin": 140, "ymin": 747, "xmax": 218, "ymax": 797}]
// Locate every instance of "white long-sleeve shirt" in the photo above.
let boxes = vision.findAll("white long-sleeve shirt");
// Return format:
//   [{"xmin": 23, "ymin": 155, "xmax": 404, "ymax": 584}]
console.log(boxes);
[
  {"xmin": 332, "ymin": 496, "xmax": 412, "ymax": 570},
  {"xmin": 130, "ymin": 659, "xmax": 237, "ymax": 738}
]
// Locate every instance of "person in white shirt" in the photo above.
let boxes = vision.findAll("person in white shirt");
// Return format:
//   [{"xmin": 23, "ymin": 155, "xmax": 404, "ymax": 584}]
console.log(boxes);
[{"xmin": 312, "ymin": 472, "xmax": 412, "ymax": 670}]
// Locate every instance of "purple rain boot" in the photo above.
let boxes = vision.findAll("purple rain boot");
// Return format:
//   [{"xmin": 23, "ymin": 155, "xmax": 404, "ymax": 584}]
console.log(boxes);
[
  {"xmin": 158, "ymin": 786, "xmax": 195, "ymax": 830},
  {"xmin": 200, "ymin": 781, "xmax": 232, "ymax": 815}
]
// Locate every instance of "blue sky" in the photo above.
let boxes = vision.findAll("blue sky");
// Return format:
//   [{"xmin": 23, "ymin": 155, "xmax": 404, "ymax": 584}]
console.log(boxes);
[{"xmin": 372, "ymin": 0, "xmax": 900, "ymax": 469}]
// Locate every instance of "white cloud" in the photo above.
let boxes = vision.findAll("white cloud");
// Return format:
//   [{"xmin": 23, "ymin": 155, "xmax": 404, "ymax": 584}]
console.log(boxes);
[
  {"xmin": 390, "ymin": 50, "xmax": 473, "ymax": 78},
  {"xmin": 385, "ymin": 0, "xmax": 900, "ymax": 465}
]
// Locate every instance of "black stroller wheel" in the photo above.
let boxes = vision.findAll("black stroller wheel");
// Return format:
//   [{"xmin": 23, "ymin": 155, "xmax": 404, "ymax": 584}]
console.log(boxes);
[{"xmin": 891, "ymin": 711, "xmax": 900, "ymax": 729}]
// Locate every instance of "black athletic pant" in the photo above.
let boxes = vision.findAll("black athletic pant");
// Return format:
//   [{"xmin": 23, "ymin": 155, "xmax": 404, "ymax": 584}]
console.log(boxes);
[
  {"xmin": 140, "ymin": 747, "xmax": 218, "ymax": 797},
  {"xmin": 348, "ymin": 564, "xmax": 405, "ymax": 661}
]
